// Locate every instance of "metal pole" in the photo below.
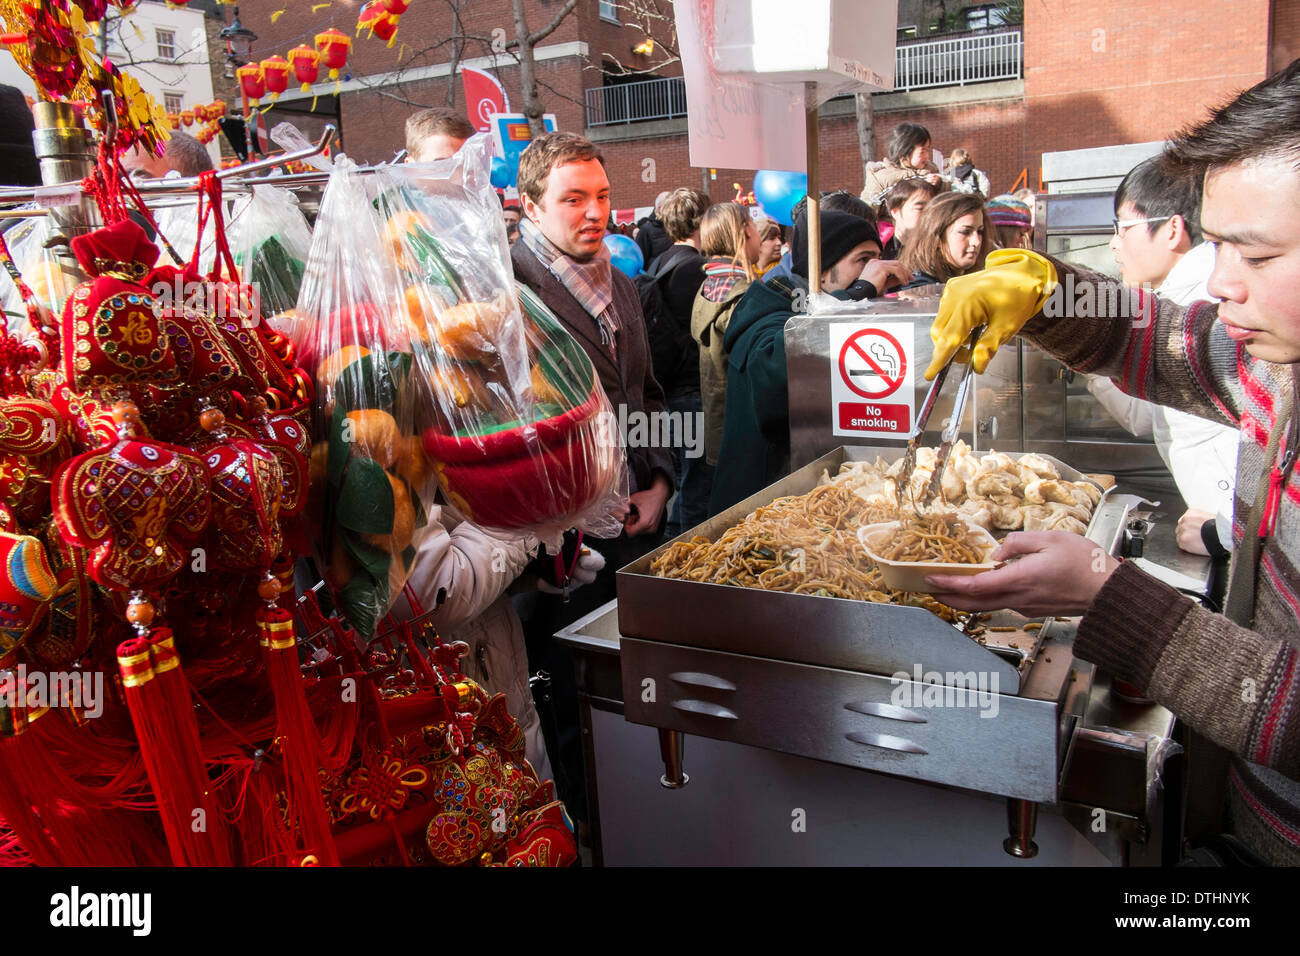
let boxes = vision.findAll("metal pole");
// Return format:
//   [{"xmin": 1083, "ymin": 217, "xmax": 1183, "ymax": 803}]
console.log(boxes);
[
  {"xmin": 30, "ymin": 100, "xmax": 99, "ymax": 252},
  {"xmin": 805, "ymin": 81, "xmax": 821, "ymax": 297}
]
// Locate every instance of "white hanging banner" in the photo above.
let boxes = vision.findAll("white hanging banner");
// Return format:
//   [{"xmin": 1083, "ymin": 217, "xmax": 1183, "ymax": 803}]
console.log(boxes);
[{"xmin": 674, "ymin": 0, "xmax": 806, "ymax": 172}]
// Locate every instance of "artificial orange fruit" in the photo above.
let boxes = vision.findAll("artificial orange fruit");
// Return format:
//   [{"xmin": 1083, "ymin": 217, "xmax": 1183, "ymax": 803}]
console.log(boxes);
[
  {"xmin": 383, "ymin": 210, "xmax": 433, "ymax": 273},
  {"xmin": 345, "ymin": 408, "xmax": 401, "ymax": 468},
  {"xmin": 316, "ymin": 345, "xmax": 371, "ymax": 392}
]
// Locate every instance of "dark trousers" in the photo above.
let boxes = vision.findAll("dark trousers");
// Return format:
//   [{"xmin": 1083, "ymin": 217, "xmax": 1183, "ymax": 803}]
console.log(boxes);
[
  {"xmin": 665, "ymin": 391, "xmax": 714, "ymax": 540},
  {"xmin": 518, "ymin": 529, "xmax": 662, "ymax": 823}
]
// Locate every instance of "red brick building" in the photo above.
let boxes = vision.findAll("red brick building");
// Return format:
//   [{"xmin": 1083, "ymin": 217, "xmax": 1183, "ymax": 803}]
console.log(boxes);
[{"xmin": 219, "ymin": 1, "xmax": 1299, "ymax": 210}]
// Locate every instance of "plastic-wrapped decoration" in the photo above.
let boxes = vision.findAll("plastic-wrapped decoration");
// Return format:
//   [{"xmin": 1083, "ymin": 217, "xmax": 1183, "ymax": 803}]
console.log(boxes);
[
  {"xmin": 371, "ymin": 136, "xmax": 625, "ymax": 540},
  {"xmin": 228, "ymin": 183, "xmax": 312, "ymax": 331}
]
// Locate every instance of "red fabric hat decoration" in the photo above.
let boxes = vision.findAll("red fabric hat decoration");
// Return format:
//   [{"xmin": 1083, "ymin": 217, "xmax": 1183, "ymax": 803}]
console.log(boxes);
[
  {"xmin": 288, "ymin": 45, "xmax": 320, "ymax": 92},
  {"xmin": 237, "ymin": 63, "xmax": 266, "ymax": 109},
  {"xmin": 315, "ymin": 28, "xmax": 351, "ymax": 81},
  {"xmin": 62, "ymin": 219, "xmax": 179, "ymax": 394},
  {"xmin": 261, "ymin": 56, "xmax": 291, "ymax": 104},
  {"xmin": 358, "ymin": 3, "xmax": 400, "ymax": 45}
]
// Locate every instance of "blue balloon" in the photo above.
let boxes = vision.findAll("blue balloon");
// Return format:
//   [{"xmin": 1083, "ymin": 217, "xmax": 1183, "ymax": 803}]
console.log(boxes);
[
  {"xmin": 604, "ymin": 233, "xmax": 644, "ymax": 277},
  {"xmin": 490, "ymin": 156, "xmax": 512, "ymax": 189},
  {"xmin": 753, "ymin": 169, "xmax": 808, "ymax": 226}
]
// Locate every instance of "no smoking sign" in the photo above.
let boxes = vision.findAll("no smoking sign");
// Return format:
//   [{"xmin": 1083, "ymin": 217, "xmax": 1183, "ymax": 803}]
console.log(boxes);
[{"xmin": 829, "ymin": 323, "xmax": 915, "ymax": 438}]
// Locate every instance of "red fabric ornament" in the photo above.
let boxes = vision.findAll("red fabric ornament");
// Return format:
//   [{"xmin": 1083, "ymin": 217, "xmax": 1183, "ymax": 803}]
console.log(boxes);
[
  {"xmin": 196, "ymin": 406, "xmax": 307, "ymax": 573},
  {"xmin": 61, "ymin": 220, "xmax": 179, "ymax": 394},
  {"xmin": 288, "ymin": 45, "xmax": 320, "ymax": 92},
  {"xmin": 314, "ymin": 28, "xmax": 351, "ymax": 81},
  {"xmin": 237, "ymin": 63, "xmax": 266, "ymax": 109},
  {"xmin": 358, "ymin": 2, "xmax": 400, "ymax": 44},
  {"xmin": 261, "ymin": 56, "xmax": 291, "ymax": 104},
  {"xmin": 53, "ymin": 420, "xmax": 211, "ymax": 591}
]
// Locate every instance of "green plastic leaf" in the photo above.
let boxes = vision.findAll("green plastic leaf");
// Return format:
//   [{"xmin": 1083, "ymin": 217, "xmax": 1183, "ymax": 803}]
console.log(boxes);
[{"xmin": 336, "ymin": 456, "xmax": 396, "ymax": 534}]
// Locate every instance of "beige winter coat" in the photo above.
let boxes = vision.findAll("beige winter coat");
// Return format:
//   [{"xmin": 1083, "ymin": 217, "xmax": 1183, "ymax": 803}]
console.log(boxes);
[
  {"xmin": 397, "ymin": 508, "xmax": 552, "ymax": 780},
  {"xmin": 859, "ymin": 160, "xmax": 945, "ymax": 207}
]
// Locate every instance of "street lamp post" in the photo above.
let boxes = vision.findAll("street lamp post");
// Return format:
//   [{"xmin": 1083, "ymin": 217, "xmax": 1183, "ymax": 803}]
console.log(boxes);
[{"xmin": 219, "ymin": 5, "xmax": 259, "ymax": 157}]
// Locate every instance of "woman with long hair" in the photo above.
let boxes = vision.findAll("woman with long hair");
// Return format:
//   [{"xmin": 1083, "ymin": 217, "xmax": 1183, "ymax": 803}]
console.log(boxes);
[
  {"xmin": 691, "ymin": 203, "xmax": 760, "ymax": 468},
  {"xmin": 900, "ymin": 191, "xmax": 989, "ymax": 287}
]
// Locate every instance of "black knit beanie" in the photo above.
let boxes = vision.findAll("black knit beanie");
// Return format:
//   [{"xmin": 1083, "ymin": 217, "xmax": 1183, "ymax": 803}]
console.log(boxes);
[{"xmin": 791, "ymin": 209, "xmax": 880, "ymax": 279}]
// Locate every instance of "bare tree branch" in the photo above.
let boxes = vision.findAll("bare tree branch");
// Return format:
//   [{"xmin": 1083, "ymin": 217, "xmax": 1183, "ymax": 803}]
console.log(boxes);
[{"xmin": 527, "ymin": 0, "xmax": 580, "ymax": 47}]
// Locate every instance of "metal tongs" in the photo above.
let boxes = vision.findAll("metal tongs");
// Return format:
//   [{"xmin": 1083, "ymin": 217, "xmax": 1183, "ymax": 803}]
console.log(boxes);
[{"xmin": 897, "ymin": 325, "xmax": 986, "ymax": 507}]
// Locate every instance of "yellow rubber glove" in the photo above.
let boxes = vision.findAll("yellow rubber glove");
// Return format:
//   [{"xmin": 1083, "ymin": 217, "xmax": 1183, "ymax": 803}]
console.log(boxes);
[{"xmin": 925, "ymin": 249, "xmax": 1059, "ymax": 379}]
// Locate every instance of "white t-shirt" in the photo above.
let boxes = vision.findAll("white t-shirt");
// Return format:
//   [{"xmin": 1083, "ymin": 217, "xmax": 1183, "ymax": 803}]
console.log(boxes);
[{"xmin": 1085, "ymin": 242, "xmax": 1237, "ymax": 531}]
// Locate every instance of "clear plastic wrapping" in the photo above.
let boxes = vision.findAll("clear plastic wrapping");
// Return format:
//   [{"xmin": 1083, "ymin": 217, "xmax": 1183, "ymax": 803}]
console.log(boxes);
[
  {"xmin": 229, "ymin": 183, "xmax": 312, "ymax": 326},
  {"xmin": 0, "ymin": 213, "xmax": 80, "ymax": 335},
  {"xmin": 293, "ymin": 139, "xmax": 623, "ymax": 637}
]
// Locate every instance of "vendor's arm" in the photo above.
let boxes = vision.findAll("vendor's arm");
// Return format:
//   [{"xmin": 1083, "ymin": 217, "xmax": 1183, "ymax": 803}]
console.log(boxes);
[
  {"xmin": 1020, "ymin": 259, "xmax": 1241, "ymax": 430},
  {"xmin": 403, "ymin": 507, "xmax": 540, "ymax": 631},
  {"xmin": 928, "ymin": 532, "xmax": 1300, "ymax": 779},
  {"xmin": 927, "ymin": 251, "xmax": 1242, "ymax": 430}
]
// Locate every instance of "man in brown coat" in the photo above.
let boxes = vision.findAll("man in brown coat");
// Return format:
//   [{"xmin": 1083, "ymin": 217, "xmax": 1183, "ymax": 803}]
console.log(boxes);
[{"xmin": 511, "ymin": 132, "xmax": 675, "ymax": 820}]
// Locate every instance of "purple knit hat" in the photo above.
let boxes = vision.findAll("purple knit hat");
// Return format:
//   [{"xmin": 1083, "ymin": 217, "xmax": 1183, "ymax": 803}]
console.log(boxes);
[{"xmin": 986, "ymin": 195, "xmax": 1031, "ymax": 229}]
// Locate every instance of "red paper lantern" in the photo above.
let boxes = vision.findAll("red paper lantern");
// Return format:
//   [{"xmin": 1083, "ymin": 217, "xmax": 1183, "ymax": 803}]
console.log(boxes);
[
  {"xmin": 180, "ymin": 109, "xmax": 195, "ymax": 127},
  {"xmin": 237, "ymin": 63, "xmax": 266, "ymax": 108},
  {"xmin": 314, "ymin": 28, "xmax": 351, "ymax": 81},
  {"xmin": 261, "ymin": 56, "xmax": 291, "ymax": 104},
  {"xmin": 358, "ymin": 3, "xmax": 399, "ymax": 44},
  {"xmin": 382, "ymin": 0, "xmax": 411, "ymax": 13},
  {"xmin": 165, "ymin": 112, "xmax": 180, "ymax": 130},
  {"xmin": 209, "ymin": 99, "xmax": 227, "ymax": 120},
  {"xmin": 288, "ymin": 45, "xmax": 320, "ymax": 92}
]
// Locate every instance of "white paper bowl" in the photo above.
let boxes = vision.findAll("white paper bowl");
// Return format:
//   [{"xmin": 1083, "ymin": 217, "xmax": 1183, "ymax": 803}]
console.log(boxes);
[{"xmin": 857, "ymin": 519, "xmax": 1000, "ymax": 593}]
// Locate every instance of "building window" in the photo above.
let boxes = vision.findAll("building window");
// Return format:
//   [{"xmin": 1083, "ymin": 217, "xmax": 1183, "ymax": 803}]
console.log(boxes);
[
  {"xmin": 598, "ymin": 1, "xmax": 619, "ymax": 24},
  {"xmin": 164, "ymin": 92, "xmax": 183, "ymax": 115},
  {"xmin": 156, "ymin": 28, "xmax": 176, "ymax": 60}
]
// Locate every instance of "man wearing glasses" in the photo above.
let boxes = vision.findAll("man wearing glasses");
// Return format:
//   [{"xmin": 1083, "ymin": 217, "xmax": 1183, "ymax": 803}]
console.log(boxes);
[{"xmin": 1090, "ymin": 156, "xmax": 1239, "ymax": 562}]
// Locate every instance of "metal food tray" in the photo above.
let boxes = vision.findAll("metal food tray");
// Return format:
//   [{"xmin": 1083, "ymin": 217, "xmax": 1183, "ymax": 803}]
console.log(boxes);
[{"xmin": 618, "ymin": 445, "xmax": 1116, "ymax": 697}]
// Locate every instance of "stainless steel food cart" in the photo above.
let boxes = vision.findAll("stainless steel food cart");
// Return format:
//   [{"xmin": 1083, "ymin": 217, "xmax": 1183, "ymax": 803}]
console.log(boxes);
[{"xmin": 552, "ymin": 302, "xmax": 1202, "ymax": 866}]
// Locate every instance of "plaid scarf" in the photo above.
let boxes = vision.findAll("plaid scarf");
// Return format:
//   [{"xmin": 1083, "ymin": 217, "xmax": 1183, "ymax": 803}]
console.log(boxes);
[
  {"xmin": 700, "ymin": 256, "xmax": 749, "ymax": 303},
  {"xmin": 519, "ymin": 218, "xmax": 619, "ymax": 357}
]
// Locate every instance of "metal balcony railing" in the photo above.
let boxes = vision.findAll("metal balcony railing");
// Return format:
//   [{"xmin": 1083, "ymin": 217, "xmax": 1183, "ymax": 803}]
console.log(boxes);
[
  {"xmin": 894, "ymin": 28, "xmax": 1022, "ymax": 91},
  {"xmin": 583, "ymin": 29, "xmax": 1022, "ymax": 127},
  {"xmin": 585, "ymin": 75, "xmax": 688, "ymax": 127}
]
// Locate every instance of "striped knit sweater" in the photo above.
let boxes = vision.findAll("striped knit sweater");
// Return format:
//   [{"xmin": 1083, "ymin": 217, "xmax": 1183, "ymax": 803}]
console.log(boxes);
[{"xmin": 1022, "ymin": 259, "xmax": 1300, "ymax": 865}]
